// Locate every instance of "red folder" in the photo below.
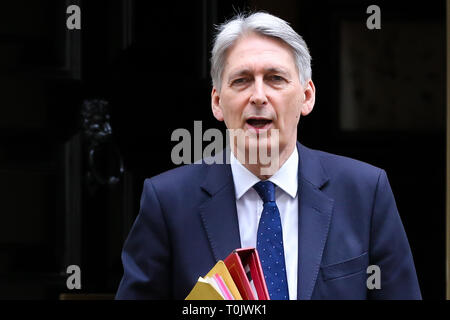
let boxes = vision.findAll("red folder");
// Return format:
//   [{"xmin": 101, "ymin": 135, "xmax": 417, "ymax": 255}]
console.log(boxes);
[{"xmin": 224, "ymin": 248, "xmax": 270, "ymax": 300}]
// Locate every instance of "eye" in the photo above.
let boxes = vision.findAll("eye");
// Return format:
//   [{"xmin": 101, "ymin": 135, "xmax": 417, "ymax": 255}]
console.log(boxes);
[
  {"xmin": 232, "ymin": 78, "xmax": 248, "ymax": 85},
  {"xmin": 268, "ymin": 75, "xmax": 284, "ymax": 82}
]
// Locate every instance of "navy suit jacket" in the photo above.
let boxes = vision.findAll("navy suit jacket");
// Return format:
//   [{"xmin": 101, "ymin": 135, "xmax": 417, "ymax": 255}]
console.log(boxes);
[{"xmin": 116, "ymin": 142, "xmax": 421, "ymax": 299}]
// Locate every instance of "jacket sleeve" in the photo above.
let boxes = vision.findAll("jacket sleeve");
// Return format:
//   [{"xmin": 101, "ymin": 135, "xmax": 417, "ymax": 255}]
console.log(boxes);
[
  {"xmin": 368, "ymin": 169, "xmax": 422, "ymax": 299},
  {"xmin": 115, "ymin": 178, "xmax": 171, "ymax": 299}
]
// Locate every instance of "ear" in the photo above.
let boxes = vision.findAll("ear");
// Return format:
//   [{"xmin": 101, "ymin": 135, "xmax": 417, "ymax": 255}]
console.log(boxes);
[
  {"xmin": 301, "ymin": 79, "xmax": 316, "ymax": 116},
  {"xmin": 211, "ymin": 87, "xmax": 224, "ymax": 121}
]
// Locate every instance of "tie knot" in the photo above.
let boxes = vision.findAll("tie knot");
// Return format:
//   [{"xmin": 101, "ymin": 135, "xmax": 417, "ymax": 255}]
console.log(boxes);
[{"xmin": 253, "ymin": 181, "xmax": 276, "ymax": 203}]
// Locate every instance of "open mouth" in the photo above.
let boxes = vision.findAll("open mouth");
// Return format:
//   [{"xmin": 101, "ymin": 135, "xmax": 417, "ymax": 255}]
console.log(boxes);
[
  {"xmin": 246, "ymin": 118, "xmax": 272, "ymax": 128},
  {"xmin": 245, "ymin": 118, "xmax": 273, "ymax": 132}
]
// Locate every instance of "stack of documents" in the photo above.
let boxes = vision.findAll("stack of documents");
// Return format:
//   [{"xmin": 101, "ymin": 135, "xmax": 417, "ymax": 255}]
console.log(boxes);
[{"xmin": 185, "ymin": 247, "xmax": 270, "ymax": 300}]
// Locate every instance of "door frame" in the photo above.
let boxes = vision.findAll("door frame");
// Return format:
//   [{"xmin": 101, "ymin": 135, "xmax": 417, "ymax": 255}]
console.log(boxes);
[{"xmin": 446, "ymin": 0, "xmax": 450, "ymax": 301}]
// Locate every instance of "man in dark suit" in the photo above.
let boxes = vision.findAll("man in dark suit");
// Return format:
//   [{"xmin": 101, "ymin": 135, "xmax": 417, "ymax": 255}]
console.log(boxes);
[{"xmin": 116, "ymin": 12, "xmax": 421, "ymax": 299}]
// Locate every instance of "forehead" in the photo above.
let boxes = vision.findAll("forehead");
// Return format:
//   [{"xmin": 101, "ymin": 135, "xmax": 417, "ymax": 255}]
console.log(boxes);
[{"xmin": 223, "ymin": 33, "xmax": 297, "ymax": 75}]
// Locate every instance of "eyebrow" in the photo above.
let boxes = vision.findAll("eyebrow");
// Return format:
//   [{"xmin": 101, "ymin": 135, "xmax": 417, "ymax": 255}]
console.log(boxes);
[{"xmin": 227, "ymin": 67, "xmax": 291, "ymax": 82}]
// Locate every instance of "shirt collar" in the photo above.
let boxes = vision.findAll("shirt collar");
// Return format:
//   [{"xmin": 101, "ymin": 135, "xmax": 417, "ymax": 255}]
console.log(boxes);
[{"xmin": 230, "ymin": 147, "xmax": 299, "ymax": 200}]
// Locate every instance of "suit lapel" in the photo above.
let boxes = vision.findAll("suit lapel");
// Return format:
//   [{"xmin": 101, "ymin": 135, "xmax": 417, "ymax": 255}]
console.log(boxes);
[
  {"xmin": 296, "ymin": 142, "xmax": 334, "ymax": 300},
  {"xmin": 199, "ymin": 149, "xmax": 241, "ymax": 261}
]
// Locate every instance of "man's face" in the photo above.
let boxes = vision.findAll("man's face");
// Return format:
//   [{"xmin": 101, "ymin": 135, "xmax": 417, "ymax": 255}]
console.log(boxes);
[{"xmin": 211, "ymin": 32, "xmax": 315, "ymax": 163}]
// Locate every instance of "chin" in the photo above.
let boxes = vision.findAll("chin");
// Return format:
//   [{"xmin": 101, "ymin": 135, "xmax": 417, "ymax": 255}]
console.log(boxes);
[{"xmin": 249, "ymin": 137, "xmax": 277, "ymax": 162}]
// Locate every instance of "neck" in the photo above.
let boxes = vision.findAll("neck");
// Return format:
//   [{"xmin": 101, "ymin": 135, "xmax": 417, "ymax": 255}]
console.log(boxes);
[{"xmin": 233, "ymin": 141, "xmax": 296, "ymax": 180}]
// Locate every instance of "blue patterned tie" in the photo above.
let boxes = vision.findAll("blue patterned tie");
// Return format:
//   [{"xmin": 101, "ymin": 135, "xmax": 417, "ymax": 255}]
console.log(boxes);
[{"xmin": 254, "ymin": 181, "xmax": 289, "ymax": 300}]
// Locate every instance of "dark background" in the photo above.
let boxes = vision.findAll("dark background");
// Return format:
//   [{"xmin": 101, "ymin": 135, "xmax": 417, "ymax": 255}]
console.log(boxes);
[{"xmin": 0, "ymin": 0, "xmax": 445, "ymax": 299}]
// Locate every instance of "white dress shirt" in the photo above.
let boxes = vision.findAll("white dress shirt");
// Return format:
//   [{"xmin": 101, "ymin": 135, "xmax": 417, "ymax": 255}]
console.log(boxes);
[{"xmin": 230, "ymin": 148, "xmax": 299, "ymax": 300}]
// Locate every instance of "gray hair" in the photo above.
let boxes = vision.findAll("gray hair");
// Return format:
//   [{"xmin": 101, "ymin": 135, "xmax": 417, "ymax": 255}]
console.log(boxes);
[{"xmin": 210, "ymin": 11, "xmax": 312, "ymax": 91}]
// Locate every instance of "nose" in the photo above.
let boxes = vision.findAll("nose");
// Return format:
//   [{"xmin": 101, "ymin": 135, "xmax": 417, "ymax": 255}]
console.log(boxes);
[{"xmin": 250, "ymin": 78, "xmax": 268, "ymax": 106}]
